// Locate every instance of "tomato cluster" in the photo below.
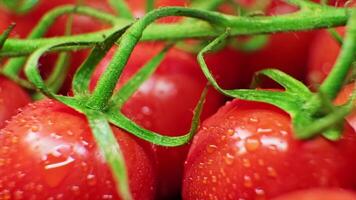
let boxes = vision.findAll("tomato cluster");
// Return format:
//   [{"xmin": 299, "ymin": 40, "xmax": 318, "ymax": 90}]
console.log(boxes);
[{"xmin": 0, "ymin": 0, "xmax": 355, "ymax": 200}]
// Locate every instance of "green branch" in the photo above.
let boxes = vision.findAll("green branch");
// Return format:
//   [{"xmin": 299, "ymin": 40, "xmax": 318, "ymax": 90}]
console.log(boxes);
[{"xmin": 0, "ymin": 6, "xmax": 350, "ymax": 57}]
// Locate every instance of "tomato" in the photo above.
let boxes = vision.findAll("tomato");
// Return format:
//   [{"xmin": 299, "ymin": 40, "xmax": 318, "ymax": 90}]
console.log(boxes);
[
  {"xmin": 307, "ymin": 28, "xmax": 345, "ymax": 85},
  {"xmin": 272, "ymin": 189, "xmax": 356, "ymax": 200},
  {"xmin": 204, "ymin": 48, "xmax": 245, "ymax": 90},
  {"xmin": 0, "ymin": 76, "xmax": 31, "ymax": 128},
  {"xmin": 0, "ymin": 99, "xmax": 157, "ymax": 200},
  {"xmin": 90, "ymin": 43, "xmax": 224, "ymax": 199},
  {"xmin": 238, "ymin": 0, "xmax": 315, "ymax": 87},
  {"xmin": 334, "ymin": 83, "xmax": 356, "ymax": 131},
  {"xmin": 0, "ymin": 0, "xmax": 75, "ymax": 38},
  {"xmin": 182, "ymin": 98, "xmax": 356, "ymax": 200}
]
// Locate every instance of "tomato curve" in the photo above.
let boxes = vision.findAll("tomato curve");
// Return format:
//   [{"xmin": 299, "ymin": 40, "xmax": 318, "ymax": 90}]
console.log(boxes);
[
  {"xmin": 0, "ymin": 98, "xmax": 157, "ymax": 200},
  {"xmin": 182, "ymin": 98, "xmax": 356, "ymax": 200},
  {"xmin": 0, "ymin": 76, "xmax": 31, "ymax": 129}
]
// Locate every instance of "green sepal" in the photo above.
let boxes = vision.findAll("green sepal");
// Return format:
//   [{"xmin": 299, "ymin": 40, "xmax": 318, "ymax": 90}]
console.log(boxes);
[
  {"xmin": 85, "ymin": 110, "xmax": 132, "ymax": 200},
  {"xmin": 197, "ymin": 29, "xmax": 304, "ymax": 114},
  {"xmin": 0, "ymin": 23, "xmax": 15, "ymax": 50}
]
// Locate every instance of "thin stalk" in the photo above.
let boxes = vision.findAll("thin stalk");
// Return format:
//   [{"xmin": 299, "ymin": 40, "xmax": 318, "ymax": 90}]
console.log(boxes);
[{"xmin": 320, "ymin": 10, "xmax": 356, "ymax": 99}]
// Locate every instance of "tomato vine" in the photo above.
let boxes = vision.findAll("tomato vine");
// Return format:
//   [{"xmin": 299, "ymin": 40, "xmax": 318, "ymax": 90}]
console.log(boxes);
[{"xmin": 0, "ymin": 0, "xmax": 355, "ymax": 199}]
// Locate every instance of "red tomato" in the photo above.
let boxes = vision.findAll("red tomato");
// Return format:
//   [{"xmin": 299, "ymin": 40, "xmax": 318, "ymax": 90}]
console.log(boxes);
[
  {"xmin": 183, "ymin": 99, "xmax": 356, "ymax": 200},
  {"xmin": 204, "ymin": 48, "xmax": 245, "ymax": 90},
  {"xmin": 334, "ymin": 83, "xmax": 356, "ymax": 131},
  {"xmin": 90, "ymin": 43, "xmax": 224, "ymax": 199},
  {"xmin": 272, "ymin": 189, "xmax": 356, "ymax": 200},
  {"xmin": 0, "ymin": 76, "xmax": 31, "ymax": 128},
  {"xmin": 0, "ymin": 99, "xmax": 157, "ymax": 200},
  {"xmin": 239, "ymin": 0, "xmax": 315, "ymax": 87},
  {"xmin": 307, "ymin": 27, "xmax": 345, "ymax": 85},
  {"xmin": 0, "ymin": 0, "xmax": 75, "ymax": 38}
]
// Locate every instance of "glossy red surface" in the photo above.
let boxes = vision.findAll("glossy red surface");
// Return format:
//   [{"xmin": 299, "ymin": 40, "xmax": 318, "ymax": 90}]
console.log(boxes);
[
  {"xmin": 0, "ymin": 76, "xmax": 31, "ymax": 128},
  {"xmin": 183, "ymin": 99, "xmax": 356, "ymax": 199},
  {"xmin": 272, "ymin": 188, "xmax": 356, "ymax": 200},
  {"xmin": 0, "ymin": 99, "xmax": 157, "ymax": 200}
]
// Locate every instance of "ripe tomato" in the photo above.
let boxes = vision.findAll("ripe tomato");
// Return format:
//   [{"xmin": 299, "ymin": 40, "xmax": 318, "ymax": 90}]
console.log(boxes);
[
  {"xmin": 90, "ymin": 43, "xmax": 225, "ymax": 199},
  {"xmin": 272, "ymin": 189, "xmax": 356, "ymax": 200},
  {"xmin": 204, "ymin": 47, "xmax": 245, "ymax": 90},
  {"xmin": 0, "ymin": 99, "xmax": 157, "ymax": 200},
  {"xmin": 239, "ymin": 0, "xmax": 315, "ymax": 87},
  {"xmin": 334, "ymin": 83, "xmax": 356, "ymax": 131},
  {"xmin": 182, "ymin": 99, "xmax": 356, "ymax": 200},
  {"xmin": 307, "ymin": 28, "xmax": 345, "ymax": 85},
  {"xmin": 0, "ymin": 76, "xmax": 31, "ymax": 128},
  {"xmin": 0, "ymin": 0, "xmax": 75, "ymax": 38}
]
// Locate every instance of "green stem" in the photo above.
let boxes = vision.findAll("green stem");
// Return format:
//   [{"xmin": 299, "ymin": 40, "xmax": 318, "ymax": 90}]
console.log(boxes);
[
  {"xmin": 2, "ymin": 5, "xmax": 119, "ymax": 77},
  {"xmin": 328, "ymin": 28, "xmax": 343, "ymax": 45},
  {"xmin": 86, "ymin": 7, "xmax": 231, "ymax": 110},
  {"xmin": 320, "ymin": 10, "xmax": 356, "ymax": 100},
  {"xmin": 0, "ymin": 6, "xmax": 349, "ymax": 57}
]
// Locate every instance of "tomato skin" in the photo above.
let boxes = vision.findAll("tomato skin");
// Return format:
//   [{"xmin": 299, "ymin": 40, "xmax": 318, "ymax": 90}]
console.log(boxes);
[
  {"xmin": 0, "ymin": 76, "xmax": 31, "ymax": 128},
  {"xmin": 90, "ymin": 43, "xmax": 224, "ymax": 199},
  {"xmin": 271, "ymin": 189, "xmax": 356, "ymax": 200},
  {"xmin": 307, "ymin": 27, "xmax": 345, "ymax": 85},
  {"xmin": 242, "ymin": 1, "xmax": 314, "ymax": 86},
  {"xmin": 334, "ymin": 83, "xmax": 356, "ymax": 131},
  {"xmin": 182, "ymin": 99, "xmax": 356, "ymax": 200},
  {"xmin": 0, "ymin": 99, "xmax": 157, "ymax": 200},
  {"xmin": 0, "ymin": 0, "xmax": 76, "ymax": 38},
  {"xmin": 204, "ymin": 48, "xmax": 245, "ymax": 90}
]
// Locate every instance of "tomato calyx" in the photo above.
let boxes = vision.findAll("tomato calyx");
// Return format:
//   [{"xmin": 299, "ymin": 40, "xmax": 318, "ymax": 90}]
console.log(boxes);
[{"xmin": 198, "ymin": 23, "xmax": 356, "ymax": 140}]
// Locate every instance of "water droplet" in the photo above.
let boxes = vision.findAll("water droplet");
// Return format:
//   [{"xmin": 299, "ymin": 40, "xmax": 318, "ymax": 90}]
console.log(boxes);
[
  {"xmin": 245, "ymin": 138, "xmax": 260, "ymax": 152},
  {"xmin": 258, "ymin": 159, "xmax": 265, "ymax": 166},
  {"xmin": 102, "ymin": 194, "xmax": 113, "ymax": 199},
  {"xmin": 255, "ymin": 188, "xmax": 266, "ymax": 200},
  {"xmin": 11, "ymin": 136, "xmax": 19, "ymax": 144},
  {"xmin": 43, "ymin": 155, "xmax": 75, "ymax": 187},
  {"xmin": 36, "ymin": 184, "xmax": 43, "ymax": 193},
  {"xmin": 224, "ymin": 153, "xmax": 234, "ymax": 165},
  {"xmin": 206, "ymin": 145, "xmax": 217, "ymax": 153},
  {"xmin": 31, "ymin": 125, "xmax": 39, "ymax": 132},
  {"xmin": 16, "ymin": 171, "xmax": 25, "ymax": 179},
  {"xmin": 267, "ymin": 166, "xmax": 277, "ymax": 178},
  {"xmin": 226, "ymin": 129, "xmax": 234, "ymax": 136},
  {"xmin": 243, "ymin": 175, "xmax": 253, "ymax": 188},
  {"xmin": 249, "ymin": 117, "xmax": 259, "ymax": 123},
  {"xmin": 280, "ymin": 130, "xmax": 288, "ymax": 136},
  {"xmin": 56, "ymin": 193, "xmax": 64, "ymax": 199},
  {"xmin": 211, "ymin": 176, "xmax": 217, "ymax": 183},
  {"xmin": 202, "ymin": 177, "xmax": 208, "ymax": 184},
  {"xmin": 87, "ymin": 174, "xmax": 96, "ymax": 186},
  {"xmin": 257, "ymin": 128, "xmax": 272, "ymax": 134},
  {"xmin": 71, "ymin": 185, "xmax": 80, "ymax": 195},
  {"xmin": 242, "ymin": 158, "xmax": 251, "ymax": 168},
  {"xmin": 14, "ymin": 190, "xmax": 24, "ymax": 200},
  {"xmin": 141, "ymin": 106, "xmax": 152, "ymax": 115}
]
